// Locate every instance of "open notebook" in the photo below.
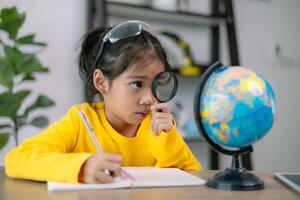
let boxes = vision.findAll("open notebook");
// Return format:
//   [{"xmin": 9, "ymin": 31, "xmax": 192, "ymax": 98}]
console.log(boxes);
[{"xmin": 48, "ymin": 167, "xmax": 206, "ymax": 191}]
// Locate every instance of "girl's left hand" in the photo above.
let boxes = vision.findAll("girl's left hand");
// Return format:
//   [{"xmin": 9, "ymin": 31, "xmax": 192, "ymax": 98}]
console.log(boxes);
[{"xmin": 150, "ymin": 103, "xmax": 174, "ymax": 136}]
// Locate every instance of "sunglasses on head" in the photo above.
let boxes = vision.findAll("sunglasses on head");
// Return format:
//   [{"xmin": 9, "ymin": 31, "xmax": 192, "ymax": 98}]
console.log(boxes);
[{"xmin": 94, "ymin": 20, "xmax": 151, "ymax": 67}]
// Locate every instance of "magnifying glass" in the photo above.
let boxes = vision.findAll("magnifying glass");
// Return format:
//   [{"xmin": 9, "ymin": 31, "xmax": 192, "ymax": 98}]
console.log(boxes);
[{"xmin": 151, "ymin": 71, "xmax": 178, "ymax": 103}]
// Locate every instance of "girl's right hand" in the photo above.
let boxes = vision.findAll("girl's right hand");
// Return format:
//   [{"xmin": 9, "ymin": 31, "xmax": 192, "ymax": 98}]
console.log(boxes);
[{"xmin": 79, "ymin": 153, "xmax": 123, "ymax": 183}]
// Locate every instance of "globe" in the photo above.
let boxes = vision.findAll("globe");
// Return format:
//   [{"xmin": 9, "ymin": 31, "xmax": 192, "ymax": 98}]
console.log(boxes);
[
  {"xmin": 199, "ymin": 65, "xmax": 275, "ymax": 148},
  {"xmin": 194, "ymin": 61, "xmax": 276, "ymax": 191}
]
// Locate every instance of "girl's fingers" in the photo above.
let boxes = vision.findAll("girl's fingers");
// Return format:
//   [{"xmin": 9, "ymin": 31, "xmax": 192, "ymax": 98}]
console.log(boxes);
[
  {"xmin": 152, "ymin": 120, "xmax": 159, "ymax": 135},
  {"xmin": 86, "ymin": 162, "xmax": 121, "ymax": 183},
  {"xmin": 98, "ymin": 160, "xmax": 120, "ymax": 171},
  {"xmin": 94, "ymin": 170, "xmax": 114, "ymax": 183},
  {"xmin": 81, "ymin": 167, "xmax": 113, "ymax": 184},
  {"xmin": 151, "ymin": 115, "xmax": 174, "ymax": 135},
  {"xmin": 151, "ymin": 103, "xmax": 169, "ymax": 113},
  {"xmin": 81, "ymin": 153, "xmax": 123, "ymax": 183},
  {"xmin": 150, "ymin": 103, "xmax": 174, "ymax": 135},
  {"xmin": 102, "ymin": 153, "xmax": 122, "ymax": 163},
  {"xmin": 97, "ymin": 160, "xmax": 122, "ymax": 177},
  {"xmin": 153, "ymin": 112, "xmax": 173, "ymax": 121},
  {"xmin": 157, "ymin": 122, "xmax": 173, "ymax": 133}
]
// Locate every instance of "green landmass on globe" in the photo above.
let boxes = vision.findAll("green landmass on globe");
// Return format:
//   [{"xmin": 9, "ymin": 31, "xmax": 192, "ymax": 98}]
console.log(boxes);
[{"xmin": 199, "ymin": 66, "xmax": 275, "ymax": 148}]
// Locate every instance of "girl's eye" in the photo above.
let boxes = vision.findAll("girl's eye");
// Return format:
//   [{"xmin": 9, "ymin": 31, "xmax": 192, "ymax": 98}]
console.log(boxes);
[{"xmin": 130, "ymin": 81, "xmax": 143, "ymax": 89}]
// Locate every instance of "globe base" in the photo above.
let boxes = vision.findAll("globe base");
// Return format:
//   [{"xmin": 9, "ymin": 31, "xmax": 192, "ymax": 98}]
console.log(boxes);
[{"xmin": 207, "ymin": 168, "xmax": 264, "ymax": 191}]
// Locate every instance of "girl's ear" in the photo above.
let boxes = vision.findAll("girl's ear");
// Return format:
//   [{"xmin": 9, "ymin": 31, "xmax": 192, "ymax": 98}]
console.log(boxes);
[{"xmin": 93, "ymin": 69, "xmax": 109, "ymax": 96}]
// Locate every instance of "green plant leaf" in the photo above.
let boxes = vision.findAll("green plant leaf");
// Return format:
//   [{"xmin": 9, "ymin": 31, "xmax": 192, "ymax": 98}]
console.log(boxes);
[
  {"xmin": 0, "ymin": 124, "xmax": 12, "ymax": 129},
  {"xmin": 17, "ymin": 34, "xmax": 34, "ymax": 44},
  {"xmin": 4, "ymin": 45, "xmax": 49, "ymax": 75},
  {"xmin": 0, "ymin": 57, "xmax": 14, "ymax": 90},
  {"xmin": 0, "ymin": 7, "xmax": 25, "ymax": 40},
  {"xmin": 0, "ymin": 133, "xmax": 9, "ymax": 149},
  {"xmin": 29, "ymin": 116, "xmax": 49, "ymax": 128},
  {"xmin": 0, "ymin": 90, "xmax": 31, "ymax": 119},
  {"xmin": 17, "ymin": 34, "xmax": 46, "ymax": 47},
  {"xmin": 19, "ymin": 55, "xmax": 49, "ymax": 73},
  {"xmin": 24, "ymin": 95, "xmax": 55, "ymax": 117},
  {"xmin": 22, "ymin": 73, "xmax": 36, "ymax": 81},
  {"xmin": 4, "ymin": 45, "xmax": 24, "ymax": 73}
]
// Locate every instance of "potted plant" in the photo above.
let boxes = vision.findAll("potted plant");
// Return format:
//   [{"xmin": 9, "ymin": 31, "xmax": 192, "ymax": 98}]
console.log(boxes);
[{"xmin": 0, "ymin": 7, "xmax": 55, "ymax": 149}]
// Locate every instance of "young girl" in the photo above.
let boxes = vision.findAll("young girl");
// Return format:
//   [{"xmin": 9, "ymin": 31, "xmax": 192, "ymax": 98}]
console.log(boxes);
[{"xmin": 5, "ymin": 20, "xmax": 201, "ymax": 184}]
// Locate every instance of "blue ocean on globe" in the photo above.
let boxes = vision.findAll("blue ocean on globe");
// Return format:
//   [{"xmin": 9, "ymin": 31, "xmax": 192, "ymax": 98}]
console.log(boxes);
[{"xmin": 199, "ymin": 66, "xmax": 275, "ymax": 148}]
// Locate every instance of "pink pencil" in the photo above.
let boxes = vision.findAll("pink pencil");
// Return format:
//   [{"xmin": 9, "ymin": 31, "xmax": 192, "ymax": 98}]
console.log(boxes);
[{"xmin": 121, "ymin": 169, "xmax": 135, "ymax": 181}]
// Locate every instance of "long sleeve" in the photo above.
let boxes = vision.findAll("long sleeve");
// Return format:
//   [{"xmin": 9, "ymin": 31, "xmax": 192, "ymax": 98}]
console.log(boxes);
[
  {"xmin": 148, "ymin": 126, "xmax": 201, "ymax": 171},
  {"xmin": 5, "ymin": 102, "xmax": 202, "ymax": 184},
  {"xmin": 5, "ymin": 106, "xmax": 92, "ymax": 184}
]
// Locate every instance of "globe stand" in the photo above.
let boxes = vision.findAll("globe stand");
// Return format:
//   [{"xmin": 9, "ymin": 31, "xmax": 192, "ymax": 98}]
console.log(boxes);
[{"xmin": 206, "ymin": 155, "xmax": 264, "ymax": 190}]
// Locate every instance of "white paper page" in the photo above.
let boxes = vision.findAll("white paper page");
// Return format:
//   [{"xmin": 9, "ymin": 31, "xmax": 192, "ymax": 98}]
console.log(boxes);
[
  {"xmin": 47, "ymin": 167, "xmax": 206, "ymax": 191},
  {"xmin": 123, "ymin": 167, "xmax": 206, "ymax": 188},
  {"xmin": 48, "ymin": 177, "xmax": 131, "ymax": 191}
]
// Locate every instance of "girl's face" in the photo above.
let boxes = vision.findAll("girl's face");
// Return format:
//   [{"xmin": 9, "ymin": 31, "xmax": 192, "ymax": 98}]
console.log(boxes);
[{"xmin": 101, "ymin": 58, "xmax": 165, "ymax": 133}]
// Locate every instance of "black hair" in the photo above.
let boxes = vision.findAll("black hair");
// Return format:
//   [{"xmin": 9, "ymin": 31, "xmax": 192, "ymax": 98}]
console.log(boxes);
[{"xmin": 78, "ymin": 26, "xmax": 170, "ymax": 102}]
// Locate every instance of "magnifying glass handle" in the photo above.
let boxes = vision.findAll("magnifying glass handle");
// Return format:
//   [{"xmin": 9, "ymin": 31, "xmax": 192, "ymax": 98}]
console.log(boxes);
[{"xmin": 156, "ymin": 101, "xmax": 163, "ymax": 112}]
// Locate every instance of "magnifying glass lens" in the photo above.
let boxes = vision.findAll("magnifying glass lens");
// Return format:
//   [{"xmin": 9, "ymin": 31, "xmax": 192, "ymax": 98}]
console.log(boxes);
[{"xmin": 152, "ymin": 71, "xmax": 178, "ymax": 103}]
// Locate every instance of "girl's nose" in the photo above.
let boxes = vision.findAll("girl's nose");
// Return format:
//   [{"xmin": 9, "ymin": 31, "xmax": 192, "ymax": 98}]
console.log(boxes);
[{"xmin": 140, "ymin": 89, "xmax": 156, "ymax": 106}]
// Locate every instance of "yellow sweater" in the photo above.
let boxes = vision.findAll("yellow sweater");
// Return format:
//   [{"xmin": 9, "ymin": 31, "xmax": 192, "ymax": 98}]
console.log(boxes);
[{"xmin": 5, "ymin": 102, "xmax": 201, "ymax": 183}]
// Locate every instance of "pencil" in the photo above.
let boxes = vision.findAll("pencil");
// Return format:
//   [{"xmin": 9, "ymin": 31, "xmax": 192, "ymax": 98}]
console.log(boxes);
[{"xmin": 78, "ymin": 109, "xmax": 135, "ymax": 181}]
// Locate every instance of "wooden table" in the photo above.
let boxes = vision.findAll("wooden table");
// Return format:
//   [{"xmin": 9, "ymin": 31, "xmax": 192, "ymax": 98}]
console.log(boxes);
[{"xmin": 0, "ymin": 167, "xmax": 298, "ymax": 200}]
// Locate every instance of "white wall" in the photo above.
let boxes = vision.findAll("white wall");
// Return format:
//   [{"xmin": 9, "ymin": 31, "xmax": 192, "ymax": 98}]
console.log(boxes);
[
  {"xmin": 219, "ymin": 0, "xmax": 300, "ymax": 172},
  {"xmin": 0, "ymin": 0, "xmax": 87, "ymax": 165}
]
